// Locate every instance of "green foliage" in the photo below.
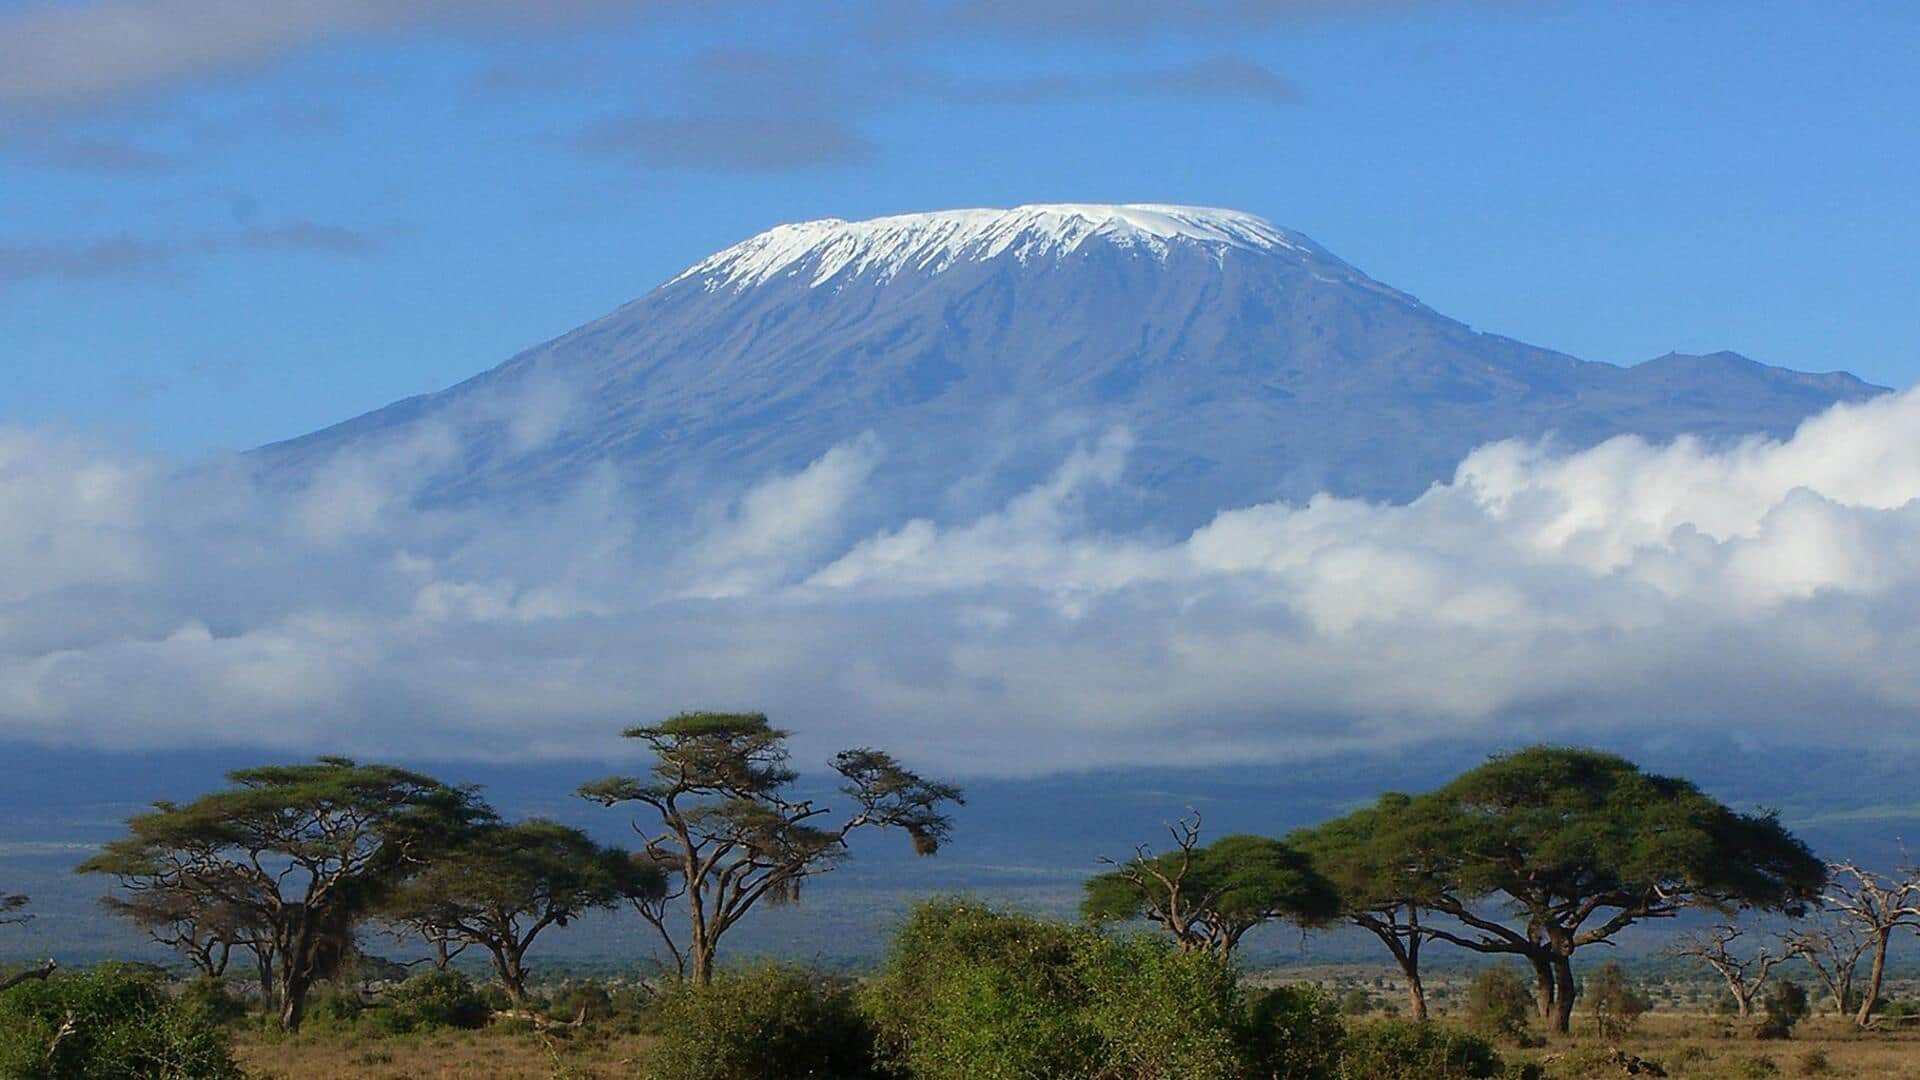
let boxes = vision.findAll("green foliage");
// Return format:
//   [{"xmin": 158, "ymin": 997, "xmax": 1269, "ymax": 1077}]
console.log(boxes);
[
  {"xmin": 580, "ymin": 712, "xmax": 961, "ymax": 984},
  {"xmin": 1337, "ymin": 1020, "xmax": 1505, "ymax": 1080},
  {"xmin": 382, "ymin": 968, "xmax": 489, "ymax": 1031},
  {"xmin": 1339, "ymin": 987, "xmax": 1377, "ymax": 1015},
  {"xmin": 1583, "ymin": 961, "xmax": 1651, "ymax": 1040},
  {"xmin": 1288, "ymin": 793, "xmax": 1448, "ymax": 914},
  {"xmin": 299, "ymin": 984, "xmax": 364, "ymax": 1029},
  {"xmin": 175, "ymin": 976, "xmax": 249, "ymax": 1025},
  {"xmin": 548, "ymin": 982, "xmax": 614, "ymax": 1023},
  {"xmin": 1757, "ymin": 980, "xmax": 1810, "ymax": 1040},
  {"xmin": 1424, "ymin": 747, "xmax": 1826, "ymax": 917},
  {"xmin": 1082, "ymin": 829, "xmax": 1340, "ymax": 956},
  {"xmin": 78, "ymin": 757, "xmax": 490, "ymax": 1030},
  {"xmin": 0, "ymin": 964, "xmax": 241, "ymax": 1079},
  {"xmin": 863, "ymin": 899, "xmax": 1344, "ymax": 1080},
  {"xmin": 1074, "ymin": 934, "xmax": 1252, "ymax": 1080},
  {"xmin": 1246, "ymin": 983, "xmax": 1346, "ymax": 1080},
  {"xmin": 380, "ymin": 818, "xmax": 662, "ymax": 998},
  {"xmin": 646, "ymin": 965, "xmax": 878, "ymax": 1080},
  {"xmin": 1466, "ymin": 965, "xmax": 1535, "ymax": 1042},
  {"xmin": 863, "ymin": 901, "xmax": 1097, "ymax": 1080}
]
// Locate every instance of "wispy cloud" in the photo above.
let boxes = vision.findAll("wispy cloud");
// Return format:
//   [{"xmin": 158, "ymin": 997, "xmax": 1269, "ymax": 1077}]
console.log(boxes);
[
  {"xmin": 576, "ymin": 46, "xmax": 1298, "ymax": 174},
  {"xmin": 578, "ymin": 114, "xmax": 876, "ymax": 172},
  {"xmin": 0, "ymin": 0, "xmax": 659, "ymax": 114},
  {"xmin": 0, "ymin": 222, "xmax": 385, "ymax": 288},
  {"xmin": 892, "ymin": 0, "xmax": 1446, "ymax": 38}
]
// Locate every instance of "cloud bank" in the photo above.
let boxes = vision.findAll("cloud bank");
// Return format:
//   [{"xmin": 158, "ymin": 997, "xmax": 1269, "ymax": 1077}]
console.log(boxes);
[{"xmin": 3, "ymin": 388, "xmax": 1919, "ymax": 776}]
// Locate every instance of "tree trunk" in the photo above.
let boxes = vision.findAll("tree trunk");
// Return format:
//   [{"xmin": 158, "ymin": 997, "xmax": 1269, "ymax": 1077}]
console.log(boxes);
[
  {"xmin": 253, "ymin": 948, "xmax": 276, "ymax": 1016},
  {"xmin": 1856, "ymin": 932, "xmax": 1891, "ymax": 1028},
  {"xmin": 1732, "ymin": 988, "xmax": 1752, "ymax": 1019},
  {"xmin": 1550, "ymin": 957, "xmax": 1577, "ymax": 1035},
  {"xmin": 689, "ymin": 940, "xmax": 717, "ymax": 986},
  {"xmin": 1529, "ymin": 954, "xmax": 1557, "ymax": 1021},
  {"xmin": 278, "ymin": 973, "xmax": 310, "ymax": 1032},
  {"xmin": 1394, "ymin": 936, "xmax": 1427, "ymax": 1023},
  {"xmin": 492, "ymin": 946, "xmax": 530, "ymax": 1005}
]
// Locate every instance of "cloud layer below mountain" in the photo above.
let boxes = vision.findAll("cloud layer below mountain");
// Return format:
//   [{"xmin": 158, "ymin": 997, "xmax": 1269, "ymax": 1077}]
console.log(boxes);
[{"xmin": 3, "ymin": 387, "xmax": 1919, "ymax": 776}]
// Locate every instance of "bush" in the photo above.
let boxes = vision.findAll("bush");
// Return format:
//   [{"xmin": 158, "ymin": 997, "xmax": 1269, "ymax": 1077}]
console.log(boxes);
[
  {"xmin": 1247, "ymin": 984, "xmax": 1345, "ymax": 1080},
  {"xmin": 1340, "ymin": 987, "xmax": 1376, "ymax": 1015},
  {"xmin": 300, "ymin": 983, "xmax": 364, "ymax": 1029},
  {"xmin": 861, "ymin": 899, "xmax": 1342, "ymax": 1080},
  {"xmin": 647, "ymin": 965, "xmax": 878, "ymax": 1080},
  {"xmin": 862, "ymin": 900, "xmax": 1099, "ymax": 1080},
  {"xmin": 1796, "ymin": 1047, "xmax": 1832, "ymax": 1075},
  {"xmin": 1338, "ymin": 1020, "xmax": 1505, "ymax": 1080},
  {"xmin": 1757, "ymin": 981, "xmax": 1810, "ymax": 1040},
  {"xmin": 0, "ymin": 963, "xmax": 242, "ymax": 1079},
  {"xmin": 176, "ymin": 976, "xmax": 249, "ymax": 1025},
  {"xmin": 1466, "ymin": 965, "xmax": 1536, "ymax": 1042},
  {"xmin": 1583, "ymin": 961, "xmax": 1650, "ymax": 1040},
  {"xmin": 1075, "ymin": 934, "xmax": 1252, "ymax": 1080},
  {"xmin": 383, "ymin": 969, "xmax": 489, "ymax": 1032},
  {"xmin": 548, "ymin": 982, "xmax": 614, "ymax": 1023}
]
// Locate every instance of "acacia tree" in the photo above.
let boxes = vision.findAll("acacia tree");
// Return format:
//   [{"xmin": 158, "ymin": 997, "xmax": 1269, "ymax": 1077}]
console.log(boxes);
[
  {"xmin": 579, "ymin": 712, "xmax": 962, "ymax": 985},
  {"xmin": 100, "ymin": 876, "xmax": 270, "ymax": 982},
  {"xmin": 1404, "ymin": 747, "xmax": 1825, "ymax": 1034},
  {"xmin": 1083, "ymin": 812, "xmax": 1338, "ymax": 960},
  {"xmin": 1288, "ymin": 794, "xmax": 1449, "ymax": 1021},
  {"xmin": 382, "ymin": 819, "xmax": 666, "ymax": 1005},
  {"xmin": 80, "ymin": 758, "xmax": 486, "ymax": 1030},
  {"xmin": 1670, "ymin": 922, "xmax": 1783, "ymax": 1019}
]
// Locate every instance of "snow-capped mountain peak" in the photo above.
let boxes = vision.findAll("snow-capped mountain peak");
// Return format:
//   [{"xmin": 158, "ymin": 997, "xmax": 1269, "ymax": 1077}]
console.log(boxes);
[{"xmin": 669, "ymin": 203, "xmax": 1316, "ymax": 291}]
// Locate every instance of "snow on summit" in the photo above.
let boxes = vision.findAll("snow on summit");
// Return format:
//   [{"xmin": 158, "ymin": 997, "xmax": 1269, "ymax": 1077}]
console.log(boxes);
[{"xmin": 670, "ymin": 203, "xmax": 1317, "ymax": 290}]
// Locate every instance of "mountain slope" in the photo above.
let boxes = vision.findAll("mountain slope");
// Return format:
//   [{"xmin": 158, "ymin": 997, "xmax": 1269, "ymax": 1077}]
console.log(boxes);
[{"xmin": 258, "ymin": 204, "xmax": 1883, "ymax": 526}]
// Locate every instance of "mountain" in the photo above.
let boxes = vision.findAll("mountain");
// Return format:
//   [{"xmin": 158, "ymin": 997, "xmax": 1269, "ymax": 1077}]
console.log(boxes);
[{"xmin": 258, "ymin": 204, "xmax": 1883, "ymax": 527}]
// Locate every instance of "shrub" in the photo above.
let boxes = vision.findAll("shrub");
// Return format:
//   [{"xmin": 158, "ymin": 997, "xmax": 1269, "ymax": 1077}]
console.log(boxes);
[
  {"xmin": 1466, "ymin": 965, "xmax": 1536, "ymax": 1042},
  {"xmin": 1338, "ymin": 1020, "xmax": 1505, "ymax": 1080},
  {"xmin": 1583, "ymin": 961, "xmax": 1651, "ymax": 1040},
  {"xmin": 1340, "ymin": 987, "xmax": 1376, "ymax": 1015},
  {"xmin": 1757, "ymin": 981, "xmax": 1810, "ymax": 1040},
  {"xmin": 176, "ymin": 976, "xmax": 249, "ymax": 1025},
  {"xmin": 862, "ymin": 899, "xmax": 1340, "ymax": 1080},
  {"xmin": 548, "ymin": 982, "xmax": 614, "ymax": 1023},
  {"xmin": 862, "ymin": 900, "xmax": 1098, "ymax": 1080},
  {"xmin": 1075, "ymin": 934, "xmax": 1250, "ymax": 1080},
  {"xmin": 301, "ymin": 983, "xmax": 365, "ymax": 1029},
  {"xmin": 1796, "ymin": 1047, "xmax": 1832, "ymax": 1075},
  {"xmin": 0, "ymin": 963, "xmax": 242, "ymax": 1079},
  {"xmin": 384, "ymin": 969, "xmax": 489, "ymax": 1032},
  {"xmin": 1246, "ymin": 983, "xmax": 1345, "ymax": 1080},
  {"xmin": 647, "ymin": 965, "xmax": 878, "ymax": 1080}
]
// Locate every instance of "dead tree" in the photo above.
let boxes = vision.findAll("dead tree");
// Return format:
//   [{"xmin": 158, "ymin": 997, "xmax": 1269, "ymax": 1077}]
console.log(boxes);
[
  {"xmin": 1671, "ymin": 922, "xmax": 1782, "ymax": 1018},
  {"xmin": 1813, "ymin": 861, "xmax": 1920, "ymax": 1027}
]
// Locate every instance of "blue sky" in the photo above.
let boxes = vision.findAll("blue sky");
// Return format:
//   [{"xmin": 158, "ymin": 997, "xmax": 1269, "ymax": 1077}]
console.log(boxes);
[{"xmin": 3, "ymin": 0, "xmax": 1917, "ymax": 455}]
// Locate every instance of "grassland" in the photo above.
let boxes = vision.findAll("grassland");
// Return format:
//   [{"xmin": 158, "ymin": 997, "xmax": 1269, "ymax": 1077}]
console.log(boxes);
[{"xmin": 228, "ymin": 1009, "xmax": 1920, "ymax": 1080}]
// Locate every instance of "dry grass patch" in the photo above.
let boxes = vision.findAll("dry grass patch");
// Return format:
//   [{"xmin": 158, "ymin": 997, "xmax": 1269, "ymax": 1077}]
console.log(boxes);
[{"xmin": 235, "ymin": 1025, "xmax": 657, "ymax": 1080}]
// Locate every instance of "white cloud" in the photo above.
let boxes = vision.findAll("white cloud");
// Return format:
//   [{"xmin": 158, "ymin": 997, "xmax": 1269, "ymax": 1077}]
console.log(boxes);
[
  {"xmin": 2, "ymin": 389, "xmax": 1920, "ymax": 774},
  {"xmin": 0, "ymin": 0, "xmax": 649, "ymax": 113}
]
